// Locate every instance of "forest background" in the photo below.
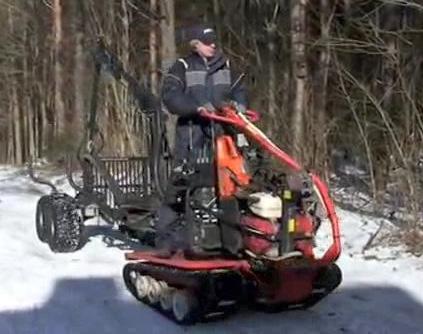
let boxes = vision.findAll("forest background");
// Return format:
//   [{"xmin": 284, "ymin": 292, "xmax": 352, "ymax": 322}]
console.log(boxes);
[{"xmin": 0, "ymin": 0, "xmax": 422, "ymax": 237}]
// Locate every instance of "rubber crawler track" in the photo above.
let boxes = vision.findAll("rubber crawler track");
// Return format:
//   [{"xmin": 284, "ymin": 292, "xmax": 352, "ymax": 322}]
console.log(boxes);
[
  {"xmin": 255, "ymin": 263, "xmax": 343, "ymax": 312},
  {"xmin": 123, "ymin": 261, "xmax": 342, "ymax": 324},
  {"xmin": 123, "ymin": 262, "xmax": 243, "ymax": 324}
]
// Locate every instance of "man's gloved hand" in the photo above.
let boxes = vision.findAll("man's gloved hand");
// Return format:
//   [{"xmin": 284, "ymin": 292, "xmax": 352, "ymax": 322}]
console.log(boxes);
[
  {"xmin": 237, "ymin": 104, "xmax": 247, "ymax": 114},
  {"xmin": 197, "ymin": 102, "xmax": 216, "ymax": 114},
  {"xmin": 231, "ymin": 101, "xmax": 247, "ymax": 113}
]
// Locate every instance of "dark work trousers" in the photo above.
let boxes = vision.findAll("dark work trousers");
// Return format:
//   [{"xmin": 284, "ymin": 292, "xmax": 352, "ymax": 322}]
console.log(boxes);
[
  {"xmin": 155, "ymin": 204, "xmax": 189, "ymax": 250},
  {"xmin": 173, "ymin": 117, "xmax": 210, "ymax": 164},
  {"xmin": 154, "ymin": 118, "xmax": 210, "ymax": 251}
]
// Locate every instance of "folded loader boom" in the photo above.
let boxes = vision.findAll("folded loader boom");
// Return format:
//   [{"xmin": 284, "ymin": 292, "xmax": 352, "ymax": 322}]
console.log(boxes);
[{"xmin": 31, "ymin": 40, "xmax": 171, "ymax": 250}]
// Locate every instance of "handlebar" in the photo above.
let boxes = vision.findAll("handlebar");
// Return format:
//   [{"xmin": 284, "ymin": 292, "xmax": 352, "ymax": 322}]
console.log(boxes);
[
  {"xmin": 244, "ymin": 110, "xmax": 261, "ymax": 122},
  {"xmin": 200, "ymin": 106, "xmax": 260, "ymax": 124}
]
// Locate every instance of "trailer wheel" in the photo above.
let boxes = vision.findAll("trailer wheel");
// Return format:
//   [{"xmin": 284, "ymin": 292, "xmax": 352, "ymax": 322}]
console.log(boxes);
[
  {"xmin": 43, "ymin": 193, "xmax": 84, "ymax": 253},
  {"xmin": 35, "ymin": 195, "xmax": 50, "ymax": 243}
]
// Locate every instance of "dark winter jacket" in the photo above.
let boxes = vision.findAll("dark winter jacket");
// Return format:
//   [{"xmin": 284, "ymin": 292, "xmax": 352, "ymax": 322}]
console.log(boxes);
[{"xmin": 161, "ymin": 51, "xmax": 247, "ymax": 118}]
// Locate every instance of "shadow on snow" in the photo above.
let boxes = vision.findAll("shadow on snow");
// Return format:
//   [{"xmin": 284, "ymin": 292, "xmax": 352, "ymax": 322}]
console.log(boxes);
[{"xmin": 1, "ymin": 276, "xmax": 423, "ymax": 334}]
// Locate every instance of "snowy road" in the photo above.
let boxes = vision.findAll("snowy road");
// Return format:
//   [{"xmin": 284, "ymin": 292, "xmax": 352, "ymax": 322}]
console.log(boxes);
[{"xmin": 1, "ymin": 167, "xmax": 422, "ymax": 334}]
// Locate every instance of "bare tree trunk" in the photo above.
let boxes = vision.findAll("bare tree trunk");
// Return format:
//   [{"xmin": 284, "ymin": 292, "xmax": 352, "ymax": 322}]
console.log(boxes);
[
  {"xmin": 281, "ymin": 70, "xmax": 290, "ymax": 133},
  {"xmin": 160, "ymin": 0, "xmax": 177, "ymax": 150},
  {"xmin": 24, "ymin": 93, "xmax": 34, "ymax": 162},
  {"xmin": 290, "ymin": 0, "xmax": 308, "ymax": 161},
  {"xmin": 53, "ymin": 0, "xmax": 66, "ymax": 137},
  {"xmin": 11, "ymin": 86, "xmax": 22, "ymax": 165},
  {"xmin": 27, "ymin": 100, "xmax": 35, "ymax": 160},
  {"xmin": 343, "ymin": 0, "xmax": 351, "ymax": 14},
  {"xmin": 7, "ymin": 8, "xmax": 23, "ymax": 165},
  {"xmin": 7, "ymin": 115, "xmax": 14, "ymax": 163},
  {"xmin": 120, "ymin": 0, "xmax": 130, "ymax": 67},
  {"xmin": 313, "ymin": 0, "xmax": 332, "ymax": 174},
  {"xmin": 372, "ymin": 4, "xmax": 397, "ymax": 205},
  {"xmin": 22, "ymin": 26, "xmax": 35, "ymax": 161},
  {"xmin": 150, "ymin": 0, "xmax": 159, "ymax": 95},
  {"xmin": 73, "ymin": 1, "xmax": 85, "ymax": 135},
  {"xmin": 213, "ymin": 0, "xmax": 222, "ymax": 44},
  {"xmin": 40, "ymin": 50, "xmax": 52, "ymax": 155},
  {"xmin": 266, "ymin": 9, "xmax": 278, "ymax": 138},
  {"xmin": 120, "ymin": 0, "xmax": 140, "ymax": 156},
  {"xmin": 160, "ymin": 0, "xmax": 176, "ymax": 73}
]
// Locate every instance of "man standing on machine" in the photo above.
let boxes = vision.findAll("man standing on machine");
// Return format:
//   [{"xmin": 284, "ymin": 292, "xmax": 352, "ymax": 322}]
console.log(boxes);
[{"xmin": 156, "ymin": 24, "xmax": 248, "ymax": 256}]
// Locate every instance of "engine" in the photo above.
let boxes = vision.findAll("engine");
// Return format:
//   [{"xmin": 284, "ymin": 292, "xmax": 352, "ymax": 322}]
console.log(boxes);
[
  {"xmin": 241, "ymin": 190, "xmax": 317, "ymax": 258},
  {"xmin": 241, "ymin": 215, "xmax": 277, "ymax": 256},
  {"xmin": 241, "ymin": 192, "xmax": 281, "ymax": 256}
]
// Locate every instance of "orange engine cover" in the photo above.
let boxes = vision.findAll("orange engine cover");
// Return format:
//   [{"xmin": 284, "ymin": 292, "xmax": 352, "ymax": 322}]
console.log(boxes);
[{"xmin": 216, "ymin": 135, "xmax": 251, "ymax": 198}]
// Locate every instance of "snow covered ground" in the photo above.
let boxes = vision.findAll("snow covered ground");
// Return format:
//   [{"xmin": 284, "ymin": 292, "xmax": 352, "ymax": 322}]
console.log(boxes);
[{"xmin": 1, "ymin": 166, "xmax": 423, "ymax": 334}]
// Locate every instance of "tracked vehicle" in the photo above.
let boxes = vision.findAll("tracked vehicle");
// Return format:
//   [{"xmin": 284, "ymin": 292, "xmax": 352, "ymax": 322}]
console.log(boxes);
[{"xmin": 31, "ymin": 42, "xmax": 341, "ymax": 324}]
